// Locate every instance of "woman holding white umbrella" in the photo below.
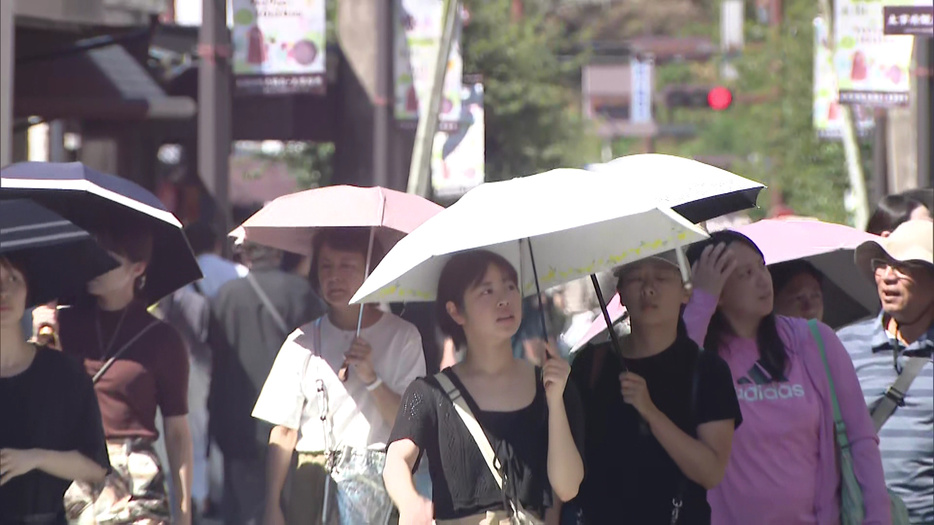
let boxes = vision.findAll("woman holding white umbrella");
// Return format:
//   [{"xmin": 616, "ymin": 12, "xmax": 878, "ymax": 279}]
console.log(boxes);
[{"xmin": 383, "ymin": 249, "xmax": 585, "ymax": 524}]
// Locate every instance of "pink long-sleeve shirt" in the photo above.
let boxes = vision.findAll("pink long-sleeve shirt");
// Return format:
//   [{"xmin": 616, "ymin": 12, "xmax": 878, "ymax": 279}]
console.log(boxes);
[{"xmin": 685, "ymin": 290, "xmax": 890, "ymax": 525}]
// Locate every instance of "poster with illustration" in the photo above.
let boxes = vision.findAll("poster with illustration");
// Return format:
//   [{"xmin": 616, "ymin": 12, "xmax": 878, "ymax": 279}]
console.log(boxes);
[
  {"xmin": 394, "ymin": 0, "xmax": 463, "ymax": 125},
  {"xmin": 813, "ymin": 17, "xmax": 874, "ymax": 139},
  {"xmin": 833, "ymin": 0, "xmax": 916, "ymax": 107},
  {"xmin": 432, "ymin": 83, "xmax": 484, "ymax": 199},
  {"xmin": 232, "ymin": 0, "xmax": 326, "ymax": 95}
]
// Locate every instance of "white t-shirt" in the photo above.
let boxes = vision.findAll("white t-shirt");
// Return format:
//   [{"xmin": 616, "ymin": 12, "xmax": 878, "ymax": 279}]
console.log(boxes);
[{"xmin": 252, "ymin": 312, "xmax": 426, "ymax": 452}]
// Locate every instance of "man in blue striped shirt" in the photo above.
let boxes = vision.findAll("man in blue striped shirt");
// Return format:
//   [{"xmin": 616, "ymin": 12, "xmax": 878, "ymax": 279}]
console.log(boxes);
[{"xmin": 837, "ymin": 220, "xmax": 934, "ymax": 523}]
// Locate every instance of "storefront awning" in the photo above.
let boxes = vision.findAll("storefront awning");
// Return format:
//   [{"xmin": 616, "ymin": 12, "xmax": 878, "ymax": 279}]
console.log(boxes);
[{"xmin": 15, "ymin": 43, "xmax": 195, "ymax": 120}]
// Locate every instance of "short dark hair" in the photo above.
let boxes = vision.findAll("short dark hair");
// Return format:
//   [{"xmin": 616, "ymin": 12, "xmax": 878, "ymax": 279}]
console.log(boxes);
[
  {"xmin": 769, "ymin": 260, "xmax": 822, "ymax": 296},
  {"xmin": 310, "ymin": 228, "xmax": 386, "ymax": 292},
  {"xmin": 687, "ymin": 230, "xmax": 789, "ymax": 381},
  {"xmin": 184, "ymin": 222, "xmax": 218, "ymax": 256},
  {"xmin": 0, "ymin": 254, "xmax": 32, "ymax": 307},
  {"xmin": 900, "ymin": 187, "xmax": 933, "ymax": 212},
  {"xmin": 436, "ymin": 250, "xmax": 519, "ymax": 349},
  {"xmin": 94, "ymin": 219, "xmax": 154, "ymax": 265},
  {"xmin": 866, "ymin": 194, "xmax": 924, "ymax": 235}
]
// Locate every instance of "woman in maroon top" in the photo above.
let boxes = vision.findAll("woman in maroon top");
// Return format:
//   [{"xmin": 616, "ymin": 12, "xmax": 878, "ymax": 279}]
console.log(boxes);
[{"xmin": 57, "ymin": 222, "xmax": 193, "ymax": 525}]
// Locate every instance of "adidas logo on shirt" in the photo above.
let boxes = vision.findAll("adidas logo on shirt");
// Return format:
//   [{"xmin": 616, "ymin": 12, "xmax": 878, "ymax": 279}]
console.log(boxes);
[{"xmin": 735, "ymin": 360, "xmax": 805, "ymax": 402}]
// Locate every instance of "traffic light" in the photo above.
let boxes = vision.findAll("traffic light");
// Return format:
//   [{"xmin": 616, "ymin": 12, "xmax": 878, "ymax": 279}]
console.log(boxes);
[
  {"xmin": 707, "ymin": 86, "xmax": 733, "ymax": 111},
  {"xmin": 664, "ymin": 85, "xmax": 733, "ymax": 110}
]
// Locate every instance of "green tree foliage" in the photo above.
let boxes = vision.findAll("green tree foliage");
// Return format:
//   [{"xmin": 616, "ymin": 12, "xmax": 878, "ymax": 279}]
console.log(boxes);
[
  {"xmin": 462, "ymin": 0, "xmax": 599, "ymax": 180},
  {"xmin": 609, "ymin": 0, "xmax": 861, "ymax": 223}
]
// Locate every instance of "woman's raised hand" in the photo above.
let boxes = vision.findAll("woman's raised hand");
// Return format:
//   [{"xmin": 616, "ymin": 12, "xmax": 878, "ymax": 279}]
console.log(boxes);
[
  {"xmin": 690, "ymin": 243, "xmax": 737, "ymax": 299},
  {"xmin": 542, "ymin": 343, "xmax": 570, "ymax": 405}
]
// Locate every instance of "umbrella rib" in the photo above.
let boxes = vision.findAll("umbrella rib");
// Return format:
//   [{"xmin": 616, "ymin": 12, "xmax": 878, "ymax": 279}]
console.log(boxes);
[
  {"xmin": 1, "ymin": 231, "xmax": 89, "ymax": 248},
  {"xmin": 1, "ymin": 220, "xmax": 74, "ymax": 234}
]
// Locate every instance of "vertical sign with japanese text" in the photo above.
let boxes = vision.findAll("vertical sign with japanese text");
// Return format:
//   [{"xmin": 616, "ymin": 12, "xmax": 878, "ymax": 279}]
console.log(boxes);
[
  {"xmin": 630, "ymin": 58, "xmax": 653, "ymax": 124},
  {"xmin": 232, "ymin": 0, "xmax": 327, "ymax": 95}
]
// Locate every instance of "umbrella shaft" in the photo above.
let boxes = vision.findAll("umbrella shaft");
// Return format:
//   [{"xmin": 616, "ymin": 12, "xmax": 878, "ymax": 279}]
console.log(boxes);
[{"xmin": 590, "ymin": 274, "xmax": 627, "ymax": 372}]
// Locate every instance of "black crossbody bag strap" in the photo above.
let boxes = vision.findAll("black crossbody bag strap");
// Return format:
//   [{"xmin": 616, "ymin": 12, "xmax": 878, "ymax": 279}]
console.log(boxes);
[
  {"xmin": 671, "ymin": 349, "xmax": 703, "ymax": 525},
  {"xmin": 92, "ymin": 320, "xmax": 161, "ymax": 384}
]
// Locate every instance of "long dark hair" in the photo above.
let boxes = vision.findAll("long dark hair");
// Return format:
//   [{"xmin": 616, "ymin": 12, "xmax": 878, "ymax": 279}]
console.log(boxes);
[
  {"xmin": 687, "ymin": 230, "xmax": 789, "ymax": 381},
  {"xmin": 436, "ymin": 250, "xmax": 519, "ymax": 349}
]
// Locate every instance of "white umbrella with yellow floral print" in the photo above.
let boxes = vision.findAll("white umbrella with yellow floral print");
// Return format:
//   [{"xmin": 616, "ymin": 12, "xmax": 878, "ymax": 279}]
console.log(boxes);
[{"xmin": 351, "ymin": 168, "xmax": 708, "ymax": 306}]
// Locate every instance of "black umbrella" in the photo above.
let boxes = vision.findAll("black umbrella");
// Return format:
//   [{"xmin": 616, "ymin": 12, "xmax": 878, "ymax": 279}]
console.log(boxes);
[
  {"xmin": 0, "ymin": 162, "xmax": 202, "ymax": 303},
  {"xmin": 0, "ymin": 199, "xmax": 119, "ymax": 307}
]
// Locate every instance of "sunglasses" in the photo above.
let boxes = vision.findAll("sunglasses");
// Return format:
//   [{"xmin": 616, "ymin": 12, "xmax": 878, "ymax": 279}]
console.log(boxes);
[{"xmin": 871, "ymin": 258, "xmax": 928, "ymax": 279}]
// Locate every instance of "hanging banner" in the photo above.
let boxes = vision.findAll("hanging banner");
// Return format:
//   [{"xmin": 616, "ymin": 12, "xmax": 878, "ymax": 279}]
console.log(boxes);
[
  {"xmin": 814, "ymin": 17, "xmax": 874, "ymax": 139},
  {"xmin": 833, "ymin": 0, "xmax": 915, "ymax": 107},
  {"xmin": 231, "ymin": 0, "xmax": 327, "ymax": 95},
  {"xmin": 431, "ymin": 82, "xmax": 484, "ymax": 199},
  {"xmin": 394, "ymin": 0, "xmax": 463, "ymax": 129}
]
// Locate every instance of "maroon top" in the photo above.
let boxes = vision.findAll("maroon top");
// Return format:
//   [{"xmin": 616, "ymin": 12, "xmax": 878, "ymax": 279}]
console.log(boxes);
[{"xmin": 59, "ymin": 300, "xmax": 189, "ymax": 440}]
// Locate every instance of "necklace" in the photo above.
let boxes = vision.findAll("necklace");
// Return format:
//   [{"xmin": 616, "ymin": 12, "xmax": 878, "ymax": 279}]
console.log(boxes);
[{"xmin": 96, "ymin": 306, "xmax": 130, "ymax": 360}]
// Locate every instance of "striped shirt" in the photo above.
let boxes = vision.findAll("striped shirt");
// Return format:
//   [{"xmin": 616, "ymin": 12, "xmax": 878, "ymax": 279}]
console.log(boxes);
[{"xmin": 837, "ymin": 314, "xmax": 934, "ymax": 524}]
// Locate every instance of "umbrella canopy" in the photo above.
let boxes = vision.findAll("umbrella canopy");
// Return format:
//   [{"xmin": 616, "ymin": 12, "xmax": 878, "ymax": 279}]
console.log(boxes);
[
  {"xmin": 0, "ymin": 162, "xmax": 202, "ymax": 303},
  {"xmin": 571, "ymin": 217, "xmax": 882, "ymax": 350},
  {"xmin": 235, "ymin": 185, "xmax": 445, "ymax": 256},
  {"xmin": 351, "ymin": 168, "xmax": 709, "ymax": 305},
  {"xmin": 736, "ymin": 218, "xmax": 881, "ymax": 326},
  {"xmin": 0, "ymin": 199, "xmax": 119, "ymax": 307},
  {"xmin": 589, "ymin": 154, "xmax": 765, "ymax": 223}
]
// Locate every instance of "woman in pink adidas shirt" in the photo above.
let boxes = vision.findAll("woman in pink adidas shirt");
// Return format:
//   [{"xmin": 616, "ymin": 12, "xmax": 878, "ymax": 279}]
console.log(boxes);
[{"xmin": 685, "ymin": 230, "xmax": 889, "ymax": 525}]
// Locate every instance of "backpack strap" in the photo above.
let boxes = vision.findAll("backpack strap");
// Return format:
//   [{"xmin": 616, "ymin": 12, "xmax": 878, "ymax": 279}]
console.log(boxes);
[
  {"xmin": 246, "ymin": 273, "xmax": 288, "ymax": 334},
  {"xmin": 871, "ymin": 357, "xmax": 927, "ymax": 432}
]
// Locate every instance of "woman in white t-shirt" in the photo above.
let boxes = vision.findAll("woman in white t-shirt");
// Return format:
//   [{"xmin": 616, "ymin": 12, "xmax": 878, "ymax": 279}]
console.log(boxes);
[{"xmin": 252, "ymin": 228, "xmax": 427, "ymax": 525}]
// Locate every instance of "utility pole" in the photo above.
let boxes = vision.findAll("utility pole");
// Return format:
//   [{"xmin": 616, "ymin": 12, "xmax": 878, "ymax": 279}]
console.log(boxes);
[
  {"xmin": 915, "ymin": 36, "xmax": 933, "ymax": 187},
  {"xmin": 407, "ymin": 0, "xmax": 459, "ymax": 198},
  {"xmin": 198, "ymin": 0, "xmax": 232, "ymax": 236},
  {"xmin": 373, "ymin": 0, "xmax": 391, "ymax": 188},
  {"xmin": 817, "ymin": 0, "xmax": 870, "ymax": 229},
  {"xmin": 0, "ymin": 0, "xmax": 14, "ymax": 167}
]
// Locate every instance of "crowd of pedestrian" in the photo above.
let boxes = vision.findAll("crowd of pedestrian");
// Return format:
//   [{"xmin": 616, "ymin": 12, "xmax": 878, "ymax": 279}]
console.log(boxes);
[{"xmin": 1, "ymin": 162, "xmax": 931, "ymax": 525}]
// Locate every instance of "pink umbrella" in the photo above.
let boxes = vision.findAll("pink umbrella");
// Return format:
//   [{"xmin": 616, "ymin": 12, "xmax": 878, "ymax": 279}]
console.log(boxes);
[
  {"xmin": 236, "ymin": 185, "xmax": 443, "ymax": 380},
  {"xmin": 571, "ymin": 218, "xmax": 882, "ymax": 352},
  {"xmin": 236, "ymin": 185, "xmax": 444, "ymax": 256},
  {"xmin": 736, "ymin": 218, "xmax": 881, "ymax": 327}
]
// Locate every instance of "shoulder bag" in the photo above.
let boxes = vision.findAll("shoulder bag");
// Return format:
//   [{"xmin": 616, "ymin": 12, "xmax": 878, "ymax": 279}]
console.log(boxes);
[{"xmin": 808, "ymin": 319, "xmax": 910, "ymax": 525}]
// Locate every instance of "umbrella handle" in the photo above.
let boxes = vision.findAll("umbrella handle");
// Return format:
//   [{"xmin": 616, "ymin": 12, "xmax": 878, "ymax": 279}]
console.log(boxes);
[{"xmin": 341, "ymin": 227, "xmax": 377, "ymax": 383}]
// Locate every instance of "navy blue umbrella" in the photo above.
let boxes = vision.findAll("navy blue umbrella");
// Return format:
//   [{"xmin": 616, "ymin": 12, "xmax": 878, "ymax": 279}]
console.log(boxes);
[
  {"xmin": 0, "ymin": 199, "xmax": 119, "ymax": 307},
  {"xmin": 0, "ymin": 162, "xmax": 202, "ymax": 303}
]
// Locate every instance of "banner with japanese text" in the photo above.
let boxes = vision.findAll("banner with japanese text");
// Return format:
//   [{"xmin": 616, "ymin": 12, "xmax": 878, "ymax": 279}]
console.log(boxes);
[
  {"xmin": 833, "ymin": 0, "xmax": 915, "ymax": 107},
  {"xmin": 814, "ymin": 17, "xmax": 873, "ymax": 138},
  {"xmin": 394, "ymin": 0, "xmax": 463, "ymax": 128},
  {"xmin": 232, "ymin": 0, "xmax": 326, "ymax": 95},
  {"xmin": 431, "ymin": 82, "xmax": 484, "ymax": 199}
]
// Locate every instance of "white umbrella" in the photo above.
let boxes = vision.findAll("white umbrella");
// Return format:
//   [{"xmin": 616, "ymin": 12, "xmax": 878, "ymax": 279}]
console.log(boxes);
[
  {"xmin": 588, "ymin": 154, "xmax": 765, "ymax": 224},
  {"xmin": 351, "ymin": 168, "xmax": 709, "ymax": 305}
]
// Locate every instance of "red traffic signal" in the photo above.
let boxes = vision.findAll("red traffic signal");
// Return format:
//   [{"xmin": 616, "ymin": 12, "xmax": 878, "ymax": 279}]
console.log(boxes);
[{"xmin": 707, "ymin": 86, "xmax": 733, "ymax": 111}]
